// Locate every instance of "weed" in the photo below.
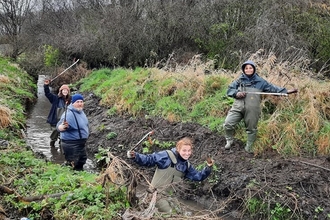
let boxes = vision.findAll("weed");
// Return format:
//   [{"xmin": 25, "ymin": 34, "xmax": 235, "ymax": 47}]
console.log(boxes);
[
  {"xmin": 95, "ymin": 147, "xmax": 111, "ymax": 165},
  {"xmin": 246, "ymin": 197, "xmax": 266, "ymax": 215},
  {"xmin": 270, "ymin": 203, "xmax": 291, "ymax": 220},
  {"xmin": 106, "ymin": 132, "xmax": 117, "ymax": 140},
  {"xmin": 107, "ymin": 107, "xmax": 117, "ymax": 116},
  {"xmin": 98, "ymin": 124, "xmax": 105, "ymax": 131}
]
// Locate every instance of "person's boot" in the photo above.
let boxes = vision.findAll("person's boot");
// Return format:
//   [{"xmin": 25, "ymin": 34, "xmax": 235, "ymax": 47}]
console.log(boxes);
[
  {"xmin": 245, "ymin": 142, "xmax": 253, "ymax": 153},
  {"xmin": 245, "ymin": 130, "xmax": 257, "ymax": 153},
  {"xmin": 224, "ymin": 138, "xmax": 233, "ymax": 149},
  {"xmin": 223, "ymin": 125, "xmax": 235, "ymax": 150}
]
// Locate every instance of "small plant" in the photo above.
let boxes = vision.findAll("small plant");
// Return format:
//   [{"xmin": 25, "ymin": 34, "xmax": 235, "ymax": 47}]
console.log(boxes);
[
  {"xmin": 95, "ymin": 147, "xmax": 110, "ymax": 164},
  {"xmin": 246, "ymin": 197, "xmax": 266, "ymax": 215},
  {"xmin": 145, "ymin": 139, "xmax": 175, "ymax": 149},
  {"xmin": 207, "ymin": 163, "xmax": 220, "ymax": 184},
  {"xmin": 247, "ymin": 179, "xmax": 259, "ymax": 188},
  {"xmin": 142, "ymin": 147, "xmax": 150, "ymax": 153},
  {"xmin": 107, "ymin": 107, "xmax": 117, "ymax": 116},
  {"xmin": 315, "ymin": 206, "xmax": 323, "ymax": 213},
  {"xmin": 270, "ymin": 202, "xmax": 291, "ymax": 220},
  {"xmin": 98, "ymin": 124, "xmax": 105, "ymax": 131},
  {"xmin": 106, "ymin": 132, "xmax": 117, "ymax": 140}
]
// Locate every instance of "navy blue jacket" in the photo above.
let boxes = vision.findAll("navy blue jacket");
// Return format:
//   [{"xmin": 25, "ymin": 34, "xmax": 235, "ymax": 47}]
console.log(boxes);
[
  {"xmin": 134, "ymin": 148, "xmax": 211, "ymax": 181},
  {"xmin": 44, "ymin": 85, "xmax": 66, "ymax": 126}
]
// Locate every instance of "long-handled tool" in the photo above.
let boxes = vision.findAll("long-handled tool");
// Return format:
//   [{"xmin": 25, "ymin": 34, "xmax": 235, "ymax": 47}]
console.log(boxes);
[
  {"xmin": 130, "ymin": 130, "xmax": 155, "ymax": 151},
  {"xmin": 64, "ymin": 101, "xmax": 68, "ymax": 122},
  {"xmin": 51, "ymin": 59, "xmax": 80, "ymax": 82},
  {"xmin": 245, "ymin": 91, "xmax": 288, "ymax": 96}
]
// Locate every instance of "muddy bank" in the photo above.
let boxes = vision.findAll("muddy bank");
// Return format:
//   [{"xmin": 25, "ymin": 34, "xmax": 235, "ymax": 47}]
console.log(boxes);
[{"xmin": 82, "ymin": 91, "xmax": 330, "ymax": 219}]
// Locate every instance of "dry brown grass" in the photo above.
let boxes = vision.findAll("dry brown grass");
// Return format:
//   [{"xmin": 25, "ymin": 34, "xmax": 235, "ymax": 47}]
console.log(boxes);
[
  {"xmin": 0, "ymin": 106, "xmax": 12, "ymax": 129},
  {"xmin": 0, "ymin": 75, "xmax": 10, "ymax": 84},
  {"xmin": 232, "ymin": 49, "xmax": 330, "ymax": 155},
  {"xmin": 316, "ymin": 134, "xmax": 330, "ymax": 154},
  {"xmin": 97, "ymin": 50, "xmax": 330, "ymax": 155}
]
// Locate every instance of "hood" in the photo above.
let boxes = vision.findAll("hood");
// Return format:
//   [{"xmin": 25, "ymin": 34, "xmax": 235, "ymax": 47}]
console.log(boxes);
[{"xmin": 241, "ymin": 60, "xmax": 256, "ymax": 75}]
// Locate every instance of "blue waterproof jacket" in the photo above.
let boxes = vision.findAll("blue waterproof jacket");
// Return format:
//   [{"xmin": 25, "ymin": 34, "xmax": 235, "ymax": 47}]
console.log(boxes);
[
  {"xmin": 57, "ymin": 104, "xmax": 89, "ymax": 141},
  {"xmin": 227, "ymin": 60, "xmax": 287, "ymax": 98},
  {"xmin": 134, "ymin": 148, "xmax": 211, "ymax": 181},
  {"xmin": 44, "ymin": 85, "xmax": 66, "ymax": 125}
]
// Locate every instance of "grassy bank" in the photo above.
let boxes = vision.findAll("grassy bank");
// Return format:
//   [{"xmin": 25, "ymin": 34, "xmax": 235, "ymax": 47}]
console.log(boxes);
[
  {"xmin": 1, "ymin": 53, "xmax": 330, "ymax": 219},
  {"xmin": 78, "ymin": 56, "xmax": 330, "ymax": 157},
  {"xmin": 0, "ymin": 57, "xmax": 128, "ymax": 219}
]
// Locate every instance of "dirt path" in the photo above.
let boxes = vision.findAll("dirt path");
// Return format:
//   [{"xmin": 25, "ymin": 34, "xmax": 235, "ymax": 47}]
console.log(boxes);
[{"xmin": 83, "ymin": 92, "xmax": 330, "ymax": 219}]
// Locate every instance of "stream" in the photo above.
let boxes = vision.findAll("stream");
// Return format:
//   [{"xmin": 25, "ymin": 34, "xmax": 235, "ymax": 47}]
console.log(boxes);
[
  {"xmin": 24, "ymin": 76, "xmax": 231, "ymax": 219},
  {"xmin": 26, "ymin": 75, "xmax": 95, "ymax": 171}
]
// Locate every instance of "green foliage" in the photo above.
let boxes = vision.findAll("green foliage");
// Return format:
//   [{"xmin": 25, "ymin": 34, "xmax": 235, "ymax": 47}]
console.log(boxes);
[
  {"xmin": 0, "ymin": 56, "xmax": 36, "ymax": 140},
  {"xmin": 291, "ymin": 7, "xmax": 330, "ymax": 70},
  {"xmin": 155, "ymin": 96, "xmax": 188, "ymax": 120},
  {"xmin": 144, "ymin": 139, "xmax": 175, "ymax": 150},
  {"xmin": 246, "ymin": 198, "xmax": 293, "ymax": 220},
  {"xmin": 43, "ymin": 45, "xmax": 60, "ymax": 67},
  {"xmin": 106, "ymin": 132, "xmax": 117, "ymax": 140},
  {"xmin": 107, "ymin": 107, "xmax": 117, "ymax": 116},
  {"xmin": 270, "ymin": 203, "xmax": 291, "ymax": 220},
  {"xmin": 94, "ymin": 147, "xmax": 110, "ymax": 164},
  {"xmin": 206, "ymin": 163, "xmax": 220, "ymax": 184},
  {"xmin": 1, "ymin": 148, "xmax": 127, "ymax": 219},
  {"xmin": 75, "ymin": 64, "xmax": 330, "ymax": 157},
  {"xmin": 246, "ymin": 197, "xmax": 266, "ymax": 216}
]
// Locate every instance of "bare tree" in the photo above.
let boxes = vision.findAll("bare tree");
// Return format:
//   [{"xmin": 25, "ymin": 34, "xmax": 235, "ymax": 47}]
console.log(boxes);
[{"xmin": 0, "ymin": 0, "xmax": 37, "ymax": 59}]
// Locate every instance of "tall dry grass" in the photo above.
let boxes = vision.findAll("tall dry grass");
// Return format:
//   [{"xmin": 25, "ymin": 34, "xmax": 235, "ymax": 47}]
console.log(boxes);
[
  {"xmin": 242, "ymin": 50, "xmax": 330, "ymax": 155},
  {"xmin": 83, "ymin": 49, "xmax": 330, "ymax": 156},
  {"xmin": 0, "ymin": 106, "xmax": 12, "ymax": 129},
  {"xmin": 157, "ymin": 49, "xmax": 330, "ymax": 155}
]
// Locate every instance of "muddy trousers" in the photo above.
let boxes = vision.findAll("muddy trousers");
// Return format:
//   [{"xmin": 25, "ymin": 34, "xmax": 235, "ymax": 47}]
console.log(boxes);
[
  {"xmin": 61, "ymin": 139, "xmax": 87, "ymax": 171},
  {"xmin": 223, "ymin": 107, "xmax": 258, "ymax": 147}
]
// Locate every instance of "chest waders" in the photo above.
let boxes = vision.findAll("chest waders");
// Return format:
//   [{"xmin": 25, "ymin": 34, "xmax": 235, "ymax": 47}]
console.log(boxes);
[
  {"xmin": 150, "ymin": 150, "xmax": 190, "ymax": 190},
  {"xmin": 50, "ymin": 107, "xmax": 66, "ymax": 144},
  {"xmin": 149, "ymin": 150, "xmax": 190, "ymax": 213},
  {"xmin": 223, "ymin": 84, "xmax": 261, "ymax": 152}
]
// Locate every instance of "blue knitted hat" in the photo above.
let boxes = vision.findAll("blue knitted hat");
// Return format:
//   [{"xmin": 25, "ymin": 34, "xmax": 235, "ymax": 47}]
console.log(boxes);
[{"xmin": 71, "ymin": 94, "xmax": 84, "ymax": 104}]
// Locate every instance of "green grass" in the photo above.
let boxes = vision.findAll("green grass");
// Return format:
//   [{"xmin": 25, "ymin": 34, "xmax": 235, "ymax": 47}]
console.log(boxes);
[
  {"xmin": 0, "ymin": 56, "xmax": 36, "ymax": 140},
  {"xmin": 3, "ymin": 55, "xmax": 330, "ymax": 219},
  {"xmin": 1, "ymin": 148, "xmax": 128, "ymax": 220},
  {"xmin": 76, "ymin": 65, "xmax": 330, "ymax": 157},
  {"xmin": 0, "ymin": 56, "xmax": 128, "ymax": 219}
]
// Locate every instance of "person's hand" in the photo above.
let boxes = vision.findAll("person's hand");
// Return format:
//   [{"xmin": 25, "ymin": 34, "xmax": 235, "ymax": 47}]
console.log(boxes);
[
  {"xmin": 63, "ymin": 121, "xmax": 69, "ymax": 129},
  {"xmin": 59, "ymin": 121, "xmax": 69, "ymax": 131},
  {"xmin": 127, "ymin": 150, "xmax": 136, "ymax": 159},
  {"xmin": 206, "ymin": 156, "xmax": 214, "ymax": 167},
  {"xmin": 44, "ymin": 79, "xmax": 50, "ymax": 85},
  {"xmin": 287, "ymin": 88, "xmax": 298, "ymax": 94},
  {"xmin": 236, "ymin": 92, "xmax": 246, "ymax": 99}
]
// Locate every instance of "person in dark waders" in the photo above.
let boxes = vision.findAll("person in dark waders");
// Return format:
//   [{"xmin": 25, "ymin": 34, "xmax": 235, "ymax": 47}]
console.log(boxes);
[
  {"xmin": 223, "ymin": 60, "xmax": 298, "ymax": 153},
  {"xmin": 57, "ymin": 94, "xmax": 89, "ymax": 171},
  {"xmin": 127, "ymin": 137, "xmax": 214, "ymax": 213},
  {"xmin": 44, "ymin": 80, "xmax": 71, "ymax": 147}
]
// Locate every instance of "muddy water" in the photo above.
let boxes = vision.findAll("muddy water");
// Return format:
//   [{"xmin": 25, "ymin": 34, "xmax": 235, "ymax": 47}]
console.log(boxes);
[{"xmin": 26, "ymin": 75, "xmax": 95, "ymax": 171}]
